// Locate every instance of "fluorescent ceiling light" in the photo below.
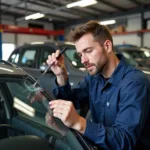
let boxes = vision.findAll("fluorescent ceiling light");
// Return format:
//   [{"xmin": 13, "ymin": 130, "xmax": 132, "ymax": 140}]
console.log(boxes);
[
  {"xmin": 66, "ymin": 0, "xmax": 97, "ymax": 8},
  {"xmin": 79, "ymin": 0, "xmax": 97, "ymax": 7},
  {"xmin": 25, "ymin": 13, "xmax": 45, "ymax": 20},
  {"xmin": 99, "ymin": 20, "xmax": 116, "ymax": 25},
  {"xmin": 31, "ymin": 42, "xmax": 44, "ymax": 45}
]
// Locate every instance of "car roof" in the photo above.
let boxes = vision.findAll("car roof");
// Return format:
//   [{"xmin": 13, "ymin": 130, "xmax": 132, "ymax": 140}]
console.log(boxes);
[
  {"xmin": 114, "ymin": 47, "xmax": 150, "ymax": 52},
  {"xmin": 0, "ymin": 60, "xmax": 27, "ymax": 76},
  {"xmin": 115, "ymin": 44, "xmax": 138, "ymax": 48},
  {"xmin": 15, "ymin": 41, "xmax": 74, "ymax": 50}
]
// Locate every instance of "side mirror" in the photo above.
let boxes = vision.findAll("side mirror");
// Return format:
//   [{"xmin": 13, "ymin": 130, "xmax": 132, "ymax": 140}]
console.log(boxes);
[{"xmin": 39, "ymin": 64, "xmax": 53, "ymax": 73}]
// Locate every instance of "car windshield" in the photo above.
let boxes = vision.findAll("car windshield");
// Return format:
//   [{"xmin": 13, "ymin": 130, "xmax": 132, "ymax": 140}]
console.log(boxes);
[
  {"xmin": 121, "ymin": 52, "xmax": 138, "ymax": 67},
  {"xmin": 123, "ymin": 48, "xmax": 150, "ymax": 59},
  {"xmin": 3, "ymin": 76, "xmax": 82, "ymax": 149},
  {"xmin": 5, "ymin": 75, "xmax": 83, "ymax": 149},
  {"xmin": 6, "ymin": 77, "xmax": 68, "ymax": 134}
]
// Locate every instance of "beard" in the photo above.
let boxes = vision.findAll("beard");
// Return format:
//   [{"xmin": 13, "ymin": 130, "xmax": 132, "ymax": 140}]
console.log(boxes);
[
  {"xmin": 86, "ymin": 63, "xmax": 106, "ymax": 76},
  {"xmin": 84, "ymin": 50, "xmax": 108, "ymax": 76}
]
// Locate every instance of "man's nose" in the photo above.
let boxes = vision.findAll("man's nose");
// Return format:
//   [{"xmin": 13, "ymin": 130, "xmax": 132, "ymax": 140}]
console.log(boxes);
[{"xmin": 81, "ymin": 55, "xmax": 88, "ymax": 64}]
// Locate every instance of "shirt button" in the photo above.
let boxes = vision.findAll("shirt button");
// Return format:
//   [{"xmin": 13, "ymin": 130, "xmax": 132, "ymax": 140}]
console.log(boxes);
[{"xmin": 106, "ymin": 102, "xmax": 110, "ymax": 107}]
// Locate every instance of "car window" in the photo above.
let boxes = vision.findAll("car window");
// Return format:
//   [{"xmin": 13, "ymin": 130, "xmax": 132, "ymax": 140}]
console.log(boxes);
[
  {"xmin": 126, "ymin": 50, "xmax": 146, "ymax": 59},
  {"xmin": 60, "ymin": 45, "xmax": 84, "ymax": 69},
  {"xmin": 9, "ymin": 51, "xmax": 19, "ymax": 64},
  {"xmin": 129, "ymin": 50, "xmax": 150, "ymax": 59},
  {"xmin": 7, "ymin": 80, "xmax": 48, "ymax": 115},
  {"xmin": 39, "ymin": 46, "xmax": 55, "ymax": 68},
  {"xmin": 114, "ymin": 48, "xmax": 138, "ymax": 67},
  {"xmin": 6, "ymin": 77, "xmax": 75, "ymax": 136},
  {"xmin": 3, "ymin": 76, "xmax": 86, "ymax": 149},
  {"xmin": 20, "ymin": 48, "xmax": 37, "ymax": 68},
  {"xmin": 119, "ymin": 48, "xmax": 150, "ymax": 59},
  {"xmin": 6, "ymin": 78, "xmax": 59, "ymax": 131},
  {"xmin": 122, "ymin": 52, "xmax": 138, "ymax": 67}
]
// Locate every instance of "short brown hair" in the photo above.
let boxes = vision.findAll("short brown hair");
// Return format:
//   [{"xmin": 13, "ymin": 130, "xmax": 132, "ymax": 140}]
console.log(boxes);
[{"xmin": 67, "ymin": 20, "xmax": 113, "ymax": 46}]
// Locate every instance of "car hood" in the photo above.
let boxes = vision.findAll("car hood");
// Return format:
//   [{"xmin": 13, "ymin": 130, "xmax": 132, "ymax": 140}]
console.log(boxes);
[{"xmin": 0, "ymin": 64, "xmax": 27, "ymax": 76}]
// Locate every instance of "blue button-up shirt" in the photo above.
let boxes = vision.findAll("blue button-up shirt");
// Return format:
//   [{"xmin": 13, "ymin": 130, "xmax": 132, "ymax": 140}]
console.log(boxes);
[{"xmin": 53, "ymin": 54, "xmax": 150, "ymax": 150}]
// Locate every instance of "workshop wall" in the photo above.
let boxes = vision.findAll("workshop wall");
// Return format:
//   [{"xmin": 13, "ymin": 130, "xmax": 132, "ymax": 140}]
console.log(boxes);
[
  {"xmin": 1, "ymin": 15, "xmax": 54, "ymax": 46},
  {"xmin": 112, "ymin": 13, "xmax": 150, "ymax": 48},
  {"xmin": 2, "ymin": 12, "xmax": 150, "ymax": 48}
]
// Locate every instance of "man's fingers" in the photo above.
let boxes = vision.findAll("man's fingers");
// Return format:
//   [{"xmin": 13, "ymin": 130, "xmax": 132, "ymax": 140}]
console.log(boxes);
[
  {"xmin": 47, "ymin": 55, "xmax": 52, "ymax": 65},
  {"xmin": 53, "ymin": 112, "xmax": 62, "ymax": 120},
  {"xmin": 49, "ymin": 100, "xmax": 72, "ymax": 106},
  {"xmin": 47, "ymin": 51, "xmax": 59, "ymax": 66},
  {"xmin": 53, "ymin": 107, "xmax": 69, "ymax": 115},
  {"xmin": 50, "ymin": 103, "xmax": 70, "ymax": 112},
  {"xmin": 56, "ymin": 50, "xmax": 60, "ymax": 58}
]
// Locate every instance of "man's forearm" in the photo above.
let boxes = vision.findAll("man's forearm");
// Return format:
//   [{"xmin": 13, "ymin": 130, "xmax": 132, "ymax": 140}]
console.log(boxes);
[
  {"xmin": 56, "ymin": 71, "xmax": 68, "ymax": 86},
  {"xmin": 73, "ymin": 116, "xmax": 86, "ymax": 134}
]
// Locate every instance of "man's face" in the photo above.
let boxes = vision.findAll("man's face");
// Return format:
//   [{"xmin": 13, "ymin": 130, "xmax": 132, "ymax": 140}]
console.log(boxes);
[{"xmin": 75, "ymin": 33, "xmax": 108, "ymax": 76}]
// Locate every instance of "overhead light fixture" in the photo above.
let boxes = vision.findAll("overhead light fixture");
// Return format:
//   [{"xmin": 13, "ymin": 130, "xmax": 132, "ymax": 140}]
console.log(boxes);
[
  {"xmin": 25, "ymin": 13, "xmax": 45, "ymax": 20},
  {"xmin": 99, "ymin": 20, "xmax": 116, "ymax": 25},
  {"xmin": 66, "ymin": 0, "xmax": 97, "ymax": 8},
  {"xmin": 79, "ymin": 0, "xmax": 97, "ymax": 7}
]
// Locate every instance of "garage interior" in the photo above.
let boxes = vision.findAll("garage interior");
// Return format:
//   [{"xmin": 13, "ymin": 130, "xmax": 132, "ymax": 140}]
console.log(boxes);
[
  {"xmin": 1, "ymin": 1, "xmax": 150, "ymax": 150},
  {"xmin": 0, "ymin": 0, "xmax": 150, "ymax": 60}
]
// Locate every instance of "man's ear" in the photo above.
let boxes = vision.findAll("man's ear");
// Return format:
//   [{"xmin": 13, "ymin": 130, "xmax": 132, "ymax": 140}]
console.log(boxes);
[{"xmin": 103, "ymin": 40, "xmax": 113, "ymax": 53}]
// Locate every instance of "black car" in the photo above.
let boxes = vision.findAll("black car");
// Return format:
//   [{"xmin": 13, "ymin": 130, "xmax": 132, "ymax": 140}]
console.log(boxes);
[
  {"xmin": 8, "ymin": 41, "xmax": 87, "ymax": 96},
  {"xmin": 0, "ymin": 60, "xmax": 98, "ymax": 150}
]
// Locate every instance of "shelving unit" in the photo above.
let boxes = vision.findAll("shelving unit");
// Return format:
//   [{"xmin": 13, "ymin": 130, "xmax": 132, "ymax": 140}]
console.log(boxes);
[{"xmin": 112, "ymin": 29, "xmax": 150, "ymax": 36}]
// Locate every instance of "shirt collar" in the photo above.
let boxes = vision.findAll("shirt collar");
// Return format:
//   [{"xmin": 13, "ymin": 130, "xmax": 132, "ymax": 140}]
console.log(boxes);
[{"xmin": 93, "ymin": 54, "xmax": 128, "ymax": 86}]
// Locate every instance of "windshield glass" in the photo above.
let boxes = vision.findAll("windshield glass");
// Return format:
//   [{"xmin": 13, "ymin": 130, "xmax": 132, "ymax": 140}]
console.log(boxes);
[
  {"xmin": 5, "ymin": 76, "xmax": 84, "ymax": 149},
  {"xmin": 7, "ymin": 77, "xmax": 67, "ymax": 134},
  {"xmin": 122, "ymin": 52, "xmax": 138, "ymax": 67},
  {"xmin": 125, "ymin": 49, "xmax": 150, "ymax": 59},
  {"xmin": 6, "ymin": 77, "xmax": 82, "ymax": 149}
]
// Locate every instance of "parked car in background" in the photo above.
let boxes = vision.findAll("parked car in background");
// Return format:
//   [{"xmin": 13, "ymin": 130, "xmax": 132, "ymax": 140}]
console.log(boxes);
[
  {"xmin": 115, "ymin": 44, "xmax": 138, "ymax": 48},
  {"xmin": 115, "ymin": 49, "xmax": 150, "ymax": 76},
  {"xmin": 8, "ymin": 41, "xmax": 86, "ymax": 96},
  {"xmin": 0, "ymin": 60, "xmax": 98, "ymax": 150},
  {"xmin": 115, "ymin": 45, "xmax": 150, "ymax": 68},
  {"xmin": 8, "ymin": 42, "xmax": 150, "ymax": 96}
]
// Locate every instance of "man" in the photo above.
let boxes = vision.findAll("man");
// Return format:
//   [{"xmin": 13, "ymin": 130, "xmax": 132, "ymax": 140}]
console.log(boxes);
[{"xmin": 46, "ymin": 20, "xmax": 150, "ymax": 149}]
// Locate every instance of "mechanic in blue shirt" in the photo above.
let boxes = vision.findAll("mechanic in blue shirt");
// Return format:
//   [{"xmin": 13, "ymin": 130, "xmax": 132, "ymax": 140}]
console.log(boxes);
[{"xmin": 46, "ymin": 20, "xmax": 150, "ymax": 150}]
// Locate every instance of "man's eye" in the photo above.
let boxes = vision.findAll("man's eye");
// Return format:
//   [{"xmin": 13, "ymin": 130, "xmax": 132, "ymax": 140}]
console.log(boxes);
[{"xmin": 86, "ymin": 49, "xmax": 92, "ymax": 53}]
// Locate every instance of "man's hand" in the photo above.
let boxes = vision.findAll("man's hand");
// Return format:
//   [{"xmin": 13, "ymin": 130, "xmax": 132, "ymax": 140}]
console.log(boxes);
[
  {"xmin": 49, "ymin": 100, "xmax": 86, "ymax": 134},
  {"xmin": 46, "ymin": 50, "xmax": 68, "ymax": 86}
]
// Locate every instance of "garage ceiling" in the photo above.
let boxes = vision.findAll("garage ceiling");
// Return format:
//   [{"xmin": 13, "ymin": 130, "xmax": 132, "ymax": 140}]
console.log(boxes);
[{"xmin": 1, "ymin": 0, "xmax": 150, "ymax": 28}]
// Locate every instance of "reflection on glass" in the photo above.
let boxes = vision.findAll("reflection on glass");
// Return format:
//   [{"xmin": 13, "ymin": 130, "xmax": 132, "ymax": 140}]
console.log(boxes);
[{"xmin": 13, "ymin": 97, "xmax": 35, "ymax": 117}]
